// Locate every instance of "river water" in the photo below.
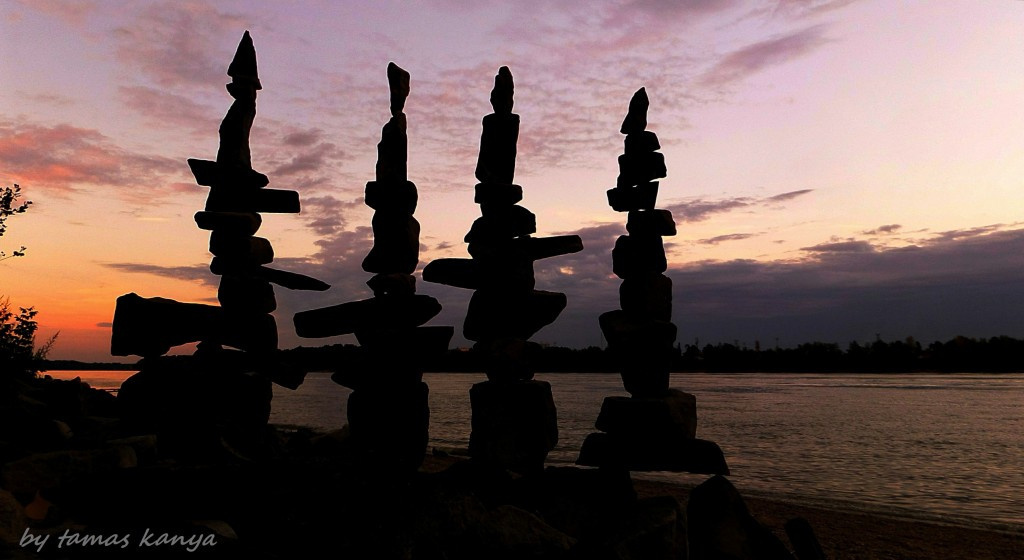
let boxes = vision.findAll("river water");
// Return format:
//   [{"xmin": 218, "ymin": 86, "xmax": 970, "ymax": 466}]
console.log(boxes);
[{"xmin": 48, "ymin": 370, "xmax": 1024, "ymax": 531}]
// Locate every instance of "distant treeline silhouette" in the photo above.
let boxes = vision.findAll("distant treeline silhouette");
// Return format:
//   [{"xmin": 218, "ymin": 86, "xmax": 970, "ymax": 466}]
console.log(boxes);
[
  {"xmin": 278, "ymin": 334, "xmax": 1024, "ymax": 374},
  {"xmin": 40, "ymin": 335, "xmax": 1024, "ymax": 373}
]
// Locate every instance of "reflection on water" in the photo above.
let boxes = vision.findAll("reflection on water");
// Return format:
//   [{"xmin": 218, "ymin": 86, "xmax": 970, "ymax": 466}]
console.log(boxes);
[{"xmin": 51, "ymin": 370, "xmax": 1024, "ymax": 530}]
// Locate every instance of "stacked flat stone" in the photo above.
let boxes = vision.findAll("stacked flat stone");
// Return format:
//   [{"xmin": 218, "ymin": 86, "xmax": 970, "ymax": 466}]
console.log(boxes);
[
  {"xmin": 423, "ymin": 67, "xmax": 583, "ymax": 474},
  {"xmin": 576, "ymin": 88, "xmax": 728, "ymax": 474},
  {"xmin": 293, "ymin": 63, "xmax": 453, "ymax": 473}
]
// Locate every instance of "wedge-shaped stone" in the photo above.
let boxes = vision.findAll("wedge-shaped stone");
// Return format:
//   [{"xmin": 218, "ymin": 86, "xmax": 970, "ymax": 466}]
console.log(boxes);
[
  {"xmin": 523, "ymin": 235, "xmax": 584, "ymax": 260},
  {"xmin": 218, "ymin": 275, "xmax": 276, "ymax": 313},
  {"xmin": 464, "ymin": 290, "xmax": 566, "ymax": 342},
  {"xmin": 620, "ymin": 87, "xmax": 649, "ymax": 135},
  {"xmin": 617, "ymin": 152, "xmax": 666, "ymax": 187},
  {"xmin": 688, "ymin": 475, "xmax": 796, "ymax": 559},
  {"xmin": 187, "ymin": 159, "xmax": 269, "ymax": 189},
  {"xmin": 624, "ymin": 130, "xmax": 660, "ymax": 154},
  {"xmin": 607, "ymin": 182, "xmax": 659, "ymax": 212},
  {"xmin": 293, "ymin": 294, "xmax": 441, "ymax": 338},
  {"xmin": 194, "ymin": 211, "xmax": 262, "ymax": 235},
  {"xmin": 111, "ymin": 293, "xmax": 221, "ymax": 357},
  {"xmin": 209, "ymin": 232, "xmax": 274, "ymax": 263},
  {"xmin": 489, "ymin": 66, "xmax": 515, "ymax": 114},
  {"xmin": 599, "ymin": 310, "xmax": 677, "ymax": 349},
  {"xmin": 620, "ymin": 273, "xmax": 672, "ymax": 322},
  {"xmin": 365, "ymin": 180, "xmax": 417, "ymax": 214},
  {"xmin": 422, "ymin": 258, "xmax": 480, "ymax": 290},
  {"xmin": 210, "ymin": 258, "xmax": 329, "ymax": 291},
  {"xmin": 366, "ymin": 273, "xmax": 416, "ymax": 296},
  {"xmin": 227, "ymin": 30, "xmax": 262, "ymax": 90},
  {"xmin": 612, "ymin": 235, "xmax": 666, "ymax": 279},
  {"xmin": 626, "ymin": 209, "xmax": 676, "ymax": 237},
  {"xmin": 362, "ymin": 212, "xmax": 420, "ymax": 274},
  {"xmin": 576, "ymin": 433, "xmax": 728, "ymax": 474},
  {"xmin": 205, "ymin": 187, "xmax": 300, "ymax": 213},
  {"xmin": 110, "ymin": 293, "xmax": 278, "ymax": 356},
  {"xmin": 387, "ymin": 61, "xmax": 410, "ymax": 117},
  {"xmin": 595, "ymin": 391, "xmax": 697, "ymax": 439},
  {"xmin": 475, "ymin": 112, "xmax": 519, "ymax": 184},
  {"xmin": 474, "ymin": 182, "xmax": 523, "ymax": 205},
  {"xmin": 464, "ymin": 205, "xmax": 536, "ymax": 243}
]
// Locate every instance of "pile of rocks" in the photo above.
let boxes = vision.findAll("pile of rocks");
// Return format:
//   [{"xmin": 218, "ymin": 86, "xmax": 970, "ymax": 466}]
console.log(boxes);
[
  {"xmin": 423, "ymin": 67, "xmax": 583, "ymax": 474},
  {"xmin": 577, "ymin": 88, "xmax": 727, "ymax": 474},
  {"xmin": 108, "ymin": 31, "xmax": 328, "ymax": 457},
  {"xmin": 293, "ymin": 63, "xmax": 453, "ymax": 473}
]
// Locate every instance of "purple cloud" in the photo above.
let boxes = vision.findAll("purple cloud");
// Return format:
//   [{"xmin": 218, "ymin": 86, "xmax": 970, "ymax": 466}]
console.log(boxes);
[{"xmin": 700, "ymin": 25, "xmax": 830, "ymax": 87}]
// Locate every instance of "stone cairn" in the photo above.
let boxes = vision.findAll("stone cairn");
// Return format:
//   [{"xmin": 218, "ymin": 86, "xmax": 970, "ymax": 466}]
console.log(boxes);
[
  {"xmin": 293, "ymin": 63, "xmax": 453, "ymax": 473},
  {"xmin": 423, "ymin": 67, "xmax": 583, "ymax": 474},
  {"xmin": 577, "ymin": 88, "xmax": 728, "ymax": 474},
  {"xmin": 109, "ymin": 31, "xmax": 328, "ymax": 456}
]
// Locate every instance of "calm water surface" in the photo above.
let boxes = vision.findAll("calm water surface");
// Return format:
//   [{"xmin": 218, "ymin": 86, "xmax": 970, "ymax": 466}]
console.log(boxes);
[{"xmin": 49, "ymin": 370, "xmax": 1024, "ymax": 530}]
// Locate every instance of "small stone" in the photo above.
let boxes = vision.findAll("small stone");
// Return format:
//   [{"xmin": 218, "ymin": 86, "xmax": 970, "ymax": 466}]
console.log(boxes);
[
  {"xmin": 617, "ymin": 152, "xmax": 667, "ymax": 187},
  {"xmin": 474, "ymin": 182, "xmax": 523, "ymax": 205},
  {"xmin": 293, "ymin": 294, "xmax": 442, "ymax": 338},
  {"xmin": 620, "ymin": 87, "xmax": 649, "ymax": 135},
  {"xmin": 624, "ymin": 130, "xmax": 660, "ymax": 154},
  {"xmin": 474, "ymin": 337, "xmax": 540, "ymax": 382},
  {"xmin": 387, "ymin": 61, "xmax": 411, "ymax": 116},
  {"xmin": 475, "ymin": 112, "xmax": 520, "ymax": 184},
  {"xmin": 619, "ymin": 273, "xmax": 672, "ymax": 322},
  {"xmin": 354, "ymin": 325, "xmax": 454, "ymax": 358},
  {"xmin": 209, "ymin": 232, "xmax": 274, "ymax": 264},
  {"xmin": 375, "ymin": 115, "xmax": 408, "ymax": 183},
  {"xmin": 464, "ymin": 204, "xmax": 536, "ymax": 243},
  {"xmin": 362, "ymin": 212, "xmax": 421, "ymax": 274},
  {"xmin": 365, "ymin": 180, "xmax": 418, "ymax": 214},
  {"xmin": 626, "ymin": 209, "xmax": 676, "ymax": 237},
  {"xmin": 187, "ymin": 159, "xmax": 269, "ymax": 188},
  {"xmin": 366, "ymin": 273, "xmax": 417, "ymax": 296},
  {"xmin": 205, "ymin": 187, "xmax": 300, "ymax": 213},
  {"xmin": 490, "ymin": 66, "xmax": 515, "ymax": 114},
  {"xmin": 607, "ymin": 182, "xmax": 659, "ymax": 212},
  {"xmin": 612, "ymin": 235, "xmax": 667, "ymax": 279},
  {"xmin": 194, "ymin": 211, "xmax": 262, "ymax": 234},
  {"xmin": 469, "ymin": 379, "xmax": 557, "ymax": 474},
  {"xmin": 217, "ymin": 275, "xmax": 276, "ymax": 313}
]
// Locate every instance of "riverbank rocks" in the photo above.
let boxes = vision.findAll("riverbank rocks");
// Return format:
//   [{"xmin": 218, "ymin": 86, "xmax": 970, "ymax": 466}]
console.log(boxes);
[
  {"xmin": 423, "ymin": 67, "xmax": 582, "ymax": 474},
  {"xmin": 578, "ymin": 88, "xmax": 727, "ymax": 474},
  {"xmin": 293, "ymin": 62, "xmax": 453, "ymax": 473},
  {"xmin": 107, "ymin": 31, "xmax": 328, "ymax": 460}
]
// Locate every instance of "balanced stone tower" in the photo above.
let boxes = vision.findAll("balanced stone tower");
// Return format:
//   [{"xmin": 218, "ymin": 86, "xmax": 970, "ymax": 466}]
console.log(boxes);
[
  {"xmin": 109, "ymin": 31, "xmax": 328, "ymax": 456},
  {"xmin": 577, "ymin": 88, "xmax": 728, "ymax": 474},
  {"xmin": 423, "ymin": 67, "xmax": 583, "ymax": 474},
  {"xmin": 293, "ymin": 63, "xmax": 453, "ymax": 473}
]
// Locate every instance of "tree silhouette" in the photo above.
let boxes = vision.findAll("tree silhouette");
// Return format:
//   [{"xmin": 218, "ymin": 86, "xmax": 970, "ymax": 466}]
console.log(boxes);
[
  {"xmin": 0, "ymin": 184, "xmax": 30, "ymax": 261},
  {"xmin": 0, "ymin": 184, "xmax": 56, "ymax": 372}
]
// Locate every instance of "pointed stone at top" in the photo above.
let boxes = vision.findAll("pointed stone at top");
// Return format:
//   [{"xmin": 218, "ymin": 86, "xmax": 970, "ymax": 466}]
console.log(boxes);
[
  {"xmin": 620, "ymin": 87, "xmax": 648, "ymax": 135},
  {"xmin": 490, "ymin": 66, "xmax": 514, "ymax": 114},
  {"xmin": 227, "ymin": 30, "xmax": 262, "ymax": 90},
  {"xmin": 388, "ymin": 62, "xmax": 411, "ymax": 117}
]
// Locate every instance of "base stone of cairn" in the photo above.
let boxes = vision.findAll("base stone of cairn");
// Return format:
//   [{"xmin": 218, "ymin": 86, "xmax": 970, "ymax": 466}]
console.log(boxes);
[
  {"xmin": 423, "ymin": 66, "xmax": 582, "ymax": 475},
  {"xmin": 469, "ymin": 380, "xmax": 558, "ymax": 474},
  {"xmin": 292, "ymin": 63, "xmax": 452, "ymax": 474},
  {"xmin": 577, "ymin": 88, "xmax": 727, "ymax": 475}
]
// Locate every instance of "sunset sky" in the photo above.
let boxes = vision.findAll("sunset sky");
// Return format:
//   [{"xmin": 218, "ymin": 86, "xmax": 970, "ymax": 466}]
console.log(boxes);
[{"xmin": 3, "ymin": 0, "xmax": 1024, "ymax": 362}]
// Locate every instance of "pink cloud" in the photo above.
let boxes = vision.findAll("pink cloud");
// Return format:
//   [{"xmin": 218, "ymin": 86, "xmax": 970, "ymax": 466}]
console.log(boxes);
[
  {"xmin": 0, "ymin": 120, "xmax": 185, "ymax": 196},
  {"xmin": 700, "ymin": 25, "xmax": 830, "ymax": 87}
]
